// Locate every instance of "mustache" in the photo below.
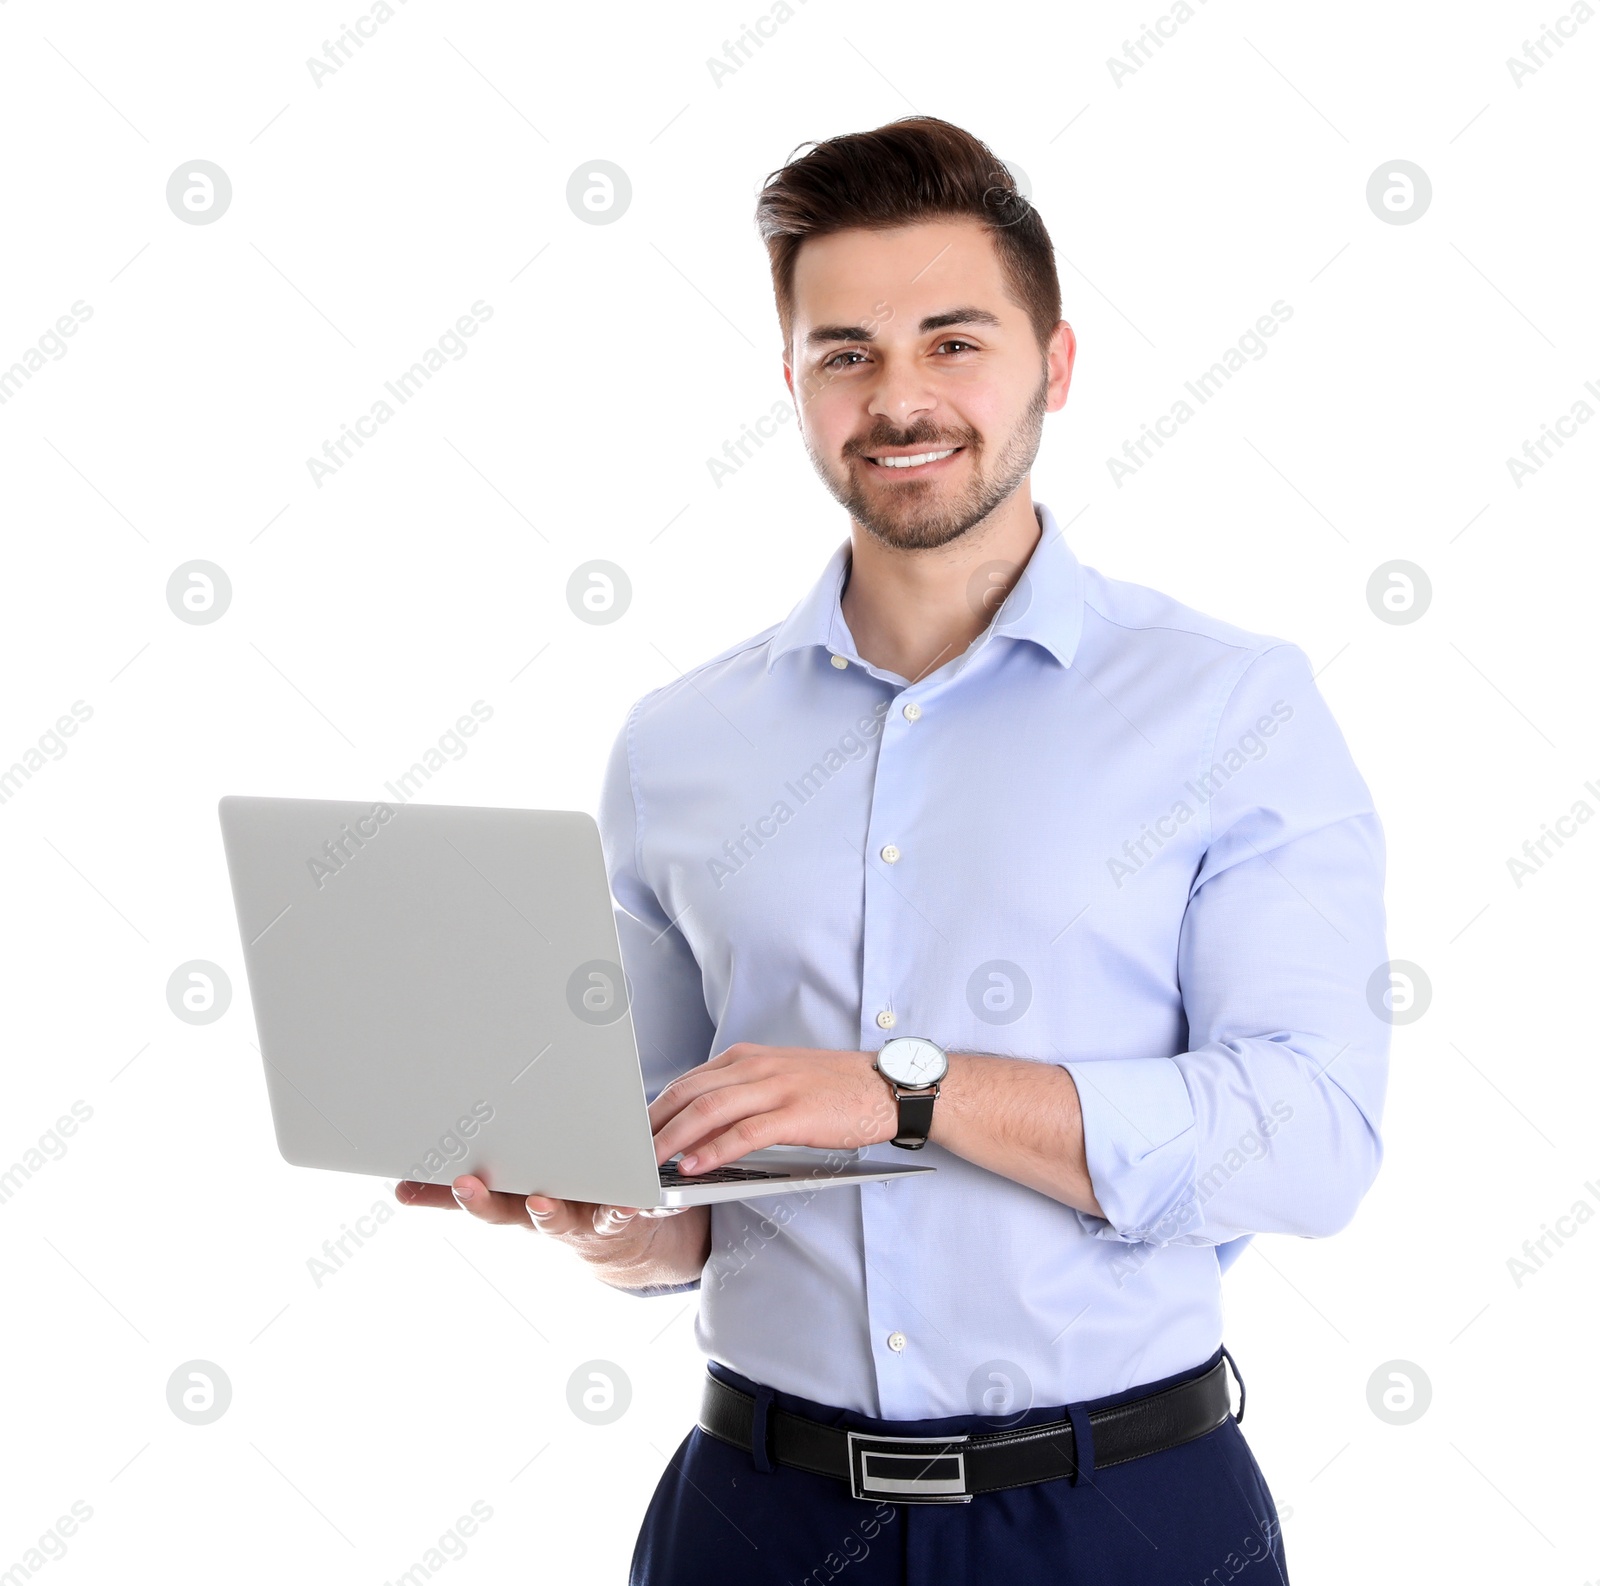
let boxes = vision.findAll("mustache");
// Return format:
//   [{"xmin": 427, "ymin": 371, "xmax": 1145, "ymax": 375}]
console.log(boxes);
[{"xmin": 842, "ymin": 421, "xmax": 980, "ymax": 458}]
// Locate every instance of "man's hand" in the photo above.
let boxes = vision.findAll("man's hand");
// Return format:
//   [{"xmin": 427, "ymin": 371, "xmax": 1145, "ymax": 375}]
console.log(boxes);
[
  {"xmin": 649, "ymin": 1042, "xmax": 896, "ymax": 1173},
  {"xmin": 394, "ymin": 1176, "xmax": 710, "ymax": 1291},
  {"xmin": 650, "ymin": 1042, "xmax": 1105, "ymax": 1216}
]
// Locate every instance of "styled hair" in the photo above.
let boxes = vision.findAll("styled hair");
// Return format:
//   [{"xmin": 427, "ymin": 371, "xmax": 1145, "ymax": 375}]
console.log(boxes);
[{"xmin": 755, "ymin": 116, "xmax": 1061, "ymax": 354}]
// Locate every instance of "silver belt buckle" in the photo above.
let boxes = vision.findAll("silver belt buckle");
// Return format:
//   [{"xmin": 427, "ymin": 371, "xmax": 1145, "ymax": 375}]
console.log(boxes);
[{"xmin": 845, "ymin": 1430, "xmax": 972, "ymax": 1503}]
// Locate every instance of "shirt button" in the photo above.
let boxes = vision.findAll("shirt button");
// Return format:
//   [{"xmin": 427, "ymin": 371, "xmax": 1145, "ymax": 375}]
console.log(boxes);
[
  {"xmin": 879, "ymin": 844, "xmax": 901, "ymax": 864},
  {"xmin": 887, "ymin": 1331, "xmax": 907, "ymax": 1353},
  {"xmin": 830, "ymin": 654, "xmax": 849, "ymax": 669},
  {"xmin": 902, "ymin": 702, "xmax": 921, "ymax": 721},
  {"xmin": 876, "ymin": 1010, "xmax": 896, "ymax": 1030}
]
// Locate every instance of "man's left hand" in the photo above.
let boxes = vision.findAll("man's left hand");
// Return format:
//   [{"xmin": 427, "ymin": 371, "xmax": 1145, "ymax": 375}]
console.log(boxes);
[{"xmin": 648, "ymin": 1043, "xmax": 896, "ymax": 1173}]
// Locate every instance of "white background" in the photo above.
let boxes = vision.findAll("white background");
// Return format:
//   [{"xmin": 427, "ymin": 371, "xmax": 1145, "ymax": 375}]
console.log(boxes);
[{"xmin": 2, "ymin": 0, "xmax": 1596, "ymax": 1580}]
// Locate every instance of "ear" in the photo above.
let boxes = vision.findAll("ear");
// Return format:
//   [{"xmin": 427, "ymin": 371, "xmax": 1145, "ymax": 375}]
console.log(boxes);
[{"xmin": 1045, "ymin": 320, "xmax": 1076, "ymax": 413}]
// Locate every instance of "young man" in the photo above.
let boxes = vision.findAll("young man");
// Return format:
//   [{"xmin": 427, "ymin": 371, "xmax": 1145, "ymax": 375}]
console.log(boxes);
[{"xmin": 400, "ymin": 117, "xmax": 1388, "ymax": 1583}]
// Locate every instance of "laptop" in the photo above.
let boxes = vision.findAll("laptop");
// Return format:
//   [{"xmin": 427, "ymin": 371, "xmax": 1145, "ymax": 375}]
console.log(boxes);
[{"xmin": 217, "ymin": 795, "xmax": 935, "ymax": 1209}]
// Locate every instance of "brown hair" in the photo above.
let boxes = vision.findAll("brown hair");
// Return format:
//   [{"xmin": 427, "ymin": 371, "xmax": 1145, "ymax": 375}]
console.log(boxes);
[{"xmin": 755, "ymin": 116, "xmax": 1061, "ymax": 355}]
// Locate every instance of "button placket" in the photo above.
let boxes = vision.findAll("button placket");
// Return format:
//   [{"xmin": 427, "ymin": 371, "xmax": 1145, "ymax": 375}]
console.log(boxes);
[{"xmin": 858, "ymin": 677, "xmax": 932, "ymax": 1413}]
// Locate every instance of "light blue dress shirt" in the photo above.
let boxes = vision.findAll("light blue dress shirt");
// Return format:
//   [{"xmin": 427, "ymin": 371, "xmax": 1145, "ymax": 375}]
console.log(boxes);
[{"xmin": 599, "ymin": 501, "xmax": 1388, "ymax": 1418}]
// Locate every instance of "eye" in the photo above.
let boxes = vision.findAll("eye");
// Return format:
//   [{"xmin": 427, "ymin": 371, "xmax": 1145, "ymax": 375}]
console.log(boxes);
[
  {"xmin": 934, "ymin": 338, "xmax": 977, "ymax": 355},
  {"xmin": 823, "ymin": 349, "xmax": 868, "ymax": 370}
]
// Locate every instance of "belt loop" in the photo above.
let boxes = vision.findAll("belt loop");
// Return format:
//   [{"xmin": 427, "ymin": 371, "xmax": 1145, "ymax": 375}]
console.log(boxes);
[
  {"xmin": 1065, "ymin": 1400, "xmax": 1095, "ymax": 1487},
  {"xmin": 1219, "ymin": 1345, "xmax": 1246, "ymax": 1425},
  {"xmin": 750, "ymin": 1384, "xmax": 776, "ymax": 1474}
]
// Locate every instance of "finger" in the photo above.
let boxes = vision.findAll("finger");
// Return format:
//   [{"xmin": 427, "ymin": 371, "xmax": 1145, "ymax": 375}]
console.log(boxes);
[
  {"xmin": 676, "ymin": 1112, "xmax": 789, "ymax": 1174},
  {"xmin": 647, "ymin": 1061, "xmax": 763, "ymax": 1132},
  {"xmin": 592, "ymin": 1204, "xmax": 645, "ymax": 1236},
  {"xmin": 450, "ymin": 1175, "xmax": 533, "ymax": 1227},
  {"xmin": 395, "ymin": 1179, "xmax": 459, "ymax": 1210},
  {"xmin": 525, "ymin": 1195, "xmax": 600, "ymax": 1236},
  {"xmin": 652, "ymin": 1080, "xmax": 787, "ymax": 1165}
]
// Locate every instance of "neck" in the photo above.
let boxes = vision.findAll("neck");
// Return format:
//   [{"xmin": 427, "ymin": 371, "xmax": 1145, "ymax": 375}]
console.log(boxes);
[{"xmin": 839, "ymin": 486, "xmax": 1041, "ymax": 683}]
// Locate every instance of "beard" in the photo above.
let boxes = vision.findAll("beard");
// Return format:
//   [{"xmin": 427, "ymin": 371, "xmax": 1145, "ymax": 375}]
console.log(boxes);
[{"xmin": 806, "ymin": 367, "xmax": 1050, "ymax": 552}]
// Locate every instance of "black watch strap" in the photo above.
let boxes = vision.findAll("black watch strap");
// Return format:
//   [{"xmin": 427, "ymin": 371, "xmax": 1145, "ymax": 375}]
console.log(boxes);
[{"xmin": 891, "ymin": 1087, "xmax": 937, "ymax": 1150}]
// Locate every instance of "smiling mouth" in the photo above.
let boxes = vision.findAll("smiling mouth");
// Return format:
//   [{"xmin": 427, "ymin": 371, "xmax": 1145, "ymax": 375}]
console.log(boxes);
[{"xmin": 863, "ymin": 447, "xmax": 963, "ymax": 470}]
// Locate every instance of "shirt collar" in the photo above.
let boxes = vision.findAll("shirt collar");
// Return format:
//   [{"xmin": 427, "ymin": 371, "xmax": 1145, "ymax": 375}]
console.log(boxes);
[{"xmin": 766, "ymin": 501, "xmax": 1085, "ymax": 675}]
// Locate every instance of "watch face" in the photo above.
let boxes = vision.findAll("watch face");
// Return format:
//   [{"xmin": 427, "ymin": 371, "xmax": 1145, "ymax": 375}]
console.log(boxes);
[{"xmin": 879, "ymin": 1037, "xmax": 947, "ymax": 1087}]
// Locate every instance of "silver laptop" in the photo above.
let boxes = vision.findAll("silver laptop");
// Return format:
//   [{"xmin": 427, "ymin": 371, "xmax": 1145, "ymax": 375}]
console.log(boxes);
[{"xmin": 217, "ymin": 796, "xmax": 934, "ymax": 1208}]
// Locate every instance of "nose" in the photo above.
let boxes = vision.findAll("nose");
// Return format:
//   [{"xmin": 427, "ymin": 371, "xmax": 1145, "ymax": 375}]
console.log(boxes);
[{"xmin": 866, "ymin": 352, "xmax": 940, "ymax": 431}]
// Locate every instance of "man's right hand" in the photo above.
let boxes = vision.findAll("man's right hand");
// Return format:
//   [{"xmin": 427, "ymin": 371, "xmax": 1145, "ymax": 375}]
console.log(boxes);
[{"xmin": 394, "ymin": 1176, "xmax": 710, "ymax": 1290}]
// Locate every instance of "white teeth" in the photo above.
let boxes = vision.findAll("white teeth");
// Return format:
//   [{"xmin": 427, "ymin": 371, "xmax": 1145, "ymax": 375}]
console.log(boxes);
[{"xmin": 870, "ymin": 449, "xmax": 956, "ymax": 469}]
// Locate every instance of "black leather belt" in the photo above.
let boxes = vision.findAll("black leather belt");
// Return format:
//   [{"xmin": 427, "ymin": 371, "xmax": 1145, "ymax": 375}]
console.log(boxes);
[{"xmin": 699, "ymin": 1355, "xmax": 1236, "ymax": 1504}]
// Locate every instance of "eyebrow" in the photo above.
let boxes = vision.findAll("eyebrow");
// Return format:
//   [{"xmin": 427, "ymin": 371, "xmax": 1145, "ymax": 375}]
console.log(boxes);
[{"xmin": 804, "ymin": 306, "xmax": 1002, "ymax": 347}]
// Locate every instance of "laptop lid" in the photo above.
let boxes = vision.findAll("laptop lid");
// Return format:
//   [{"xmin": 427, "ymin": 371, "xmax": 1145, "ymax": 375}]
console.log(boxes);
[{"xmin": 218, "ymin": 795, "xmax": 666, "ymax": 1206}]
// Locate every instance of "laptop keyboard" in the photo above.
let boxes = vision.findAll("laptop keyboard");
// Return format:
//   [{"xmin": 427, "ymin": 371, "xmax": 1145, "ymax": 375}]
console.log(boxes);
[{"xmin": 658, "ymin": 1161, "xmax": 788, "ymax": 1186}]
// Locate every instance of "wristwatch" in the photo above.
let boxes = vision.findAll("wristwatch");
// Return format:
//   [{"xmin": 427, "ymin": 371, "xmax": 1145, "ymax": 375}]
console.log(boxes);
[{"xmin": 873, "ymin": 1037, "xmax": 949, "ymax": 1150}]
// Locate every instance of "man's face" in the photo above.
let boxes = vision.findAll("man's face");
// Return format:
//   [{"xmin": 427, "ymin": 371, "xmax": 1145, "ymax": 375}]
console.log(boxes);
[{"xmin": 784, "ymin": 217, "xmax": 1074, "ymax": 551}]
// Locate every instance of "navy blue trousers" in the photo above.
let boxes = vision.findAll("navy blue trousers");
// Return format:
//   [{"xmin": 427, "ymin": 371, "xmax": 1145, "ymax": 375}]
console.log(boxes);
[{"xmin": 631, "ymin": 1347, "xmax": 1287, "ymax": 1585}]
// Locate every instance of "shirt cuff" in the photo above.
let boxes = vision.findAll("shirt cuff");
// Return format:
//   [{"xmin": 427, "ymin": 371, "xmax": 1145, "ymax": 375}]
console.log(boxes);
[{"xmin": 1061, "ymin": 1057, "xmax": 1202, "ymax": 1246}]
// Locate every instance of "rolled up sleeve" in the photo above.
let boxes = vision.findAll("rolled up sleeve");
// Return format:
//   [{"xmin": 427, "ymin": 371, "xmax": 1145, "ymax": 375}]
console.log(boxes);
[
  {"xmin": 1062, "ymin": 1057, "xmax": 1198, "ymax": 1241},
  {"xmin": 1065, "ymin": 642, "xmax": 1390, "ymax": 1249}
]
